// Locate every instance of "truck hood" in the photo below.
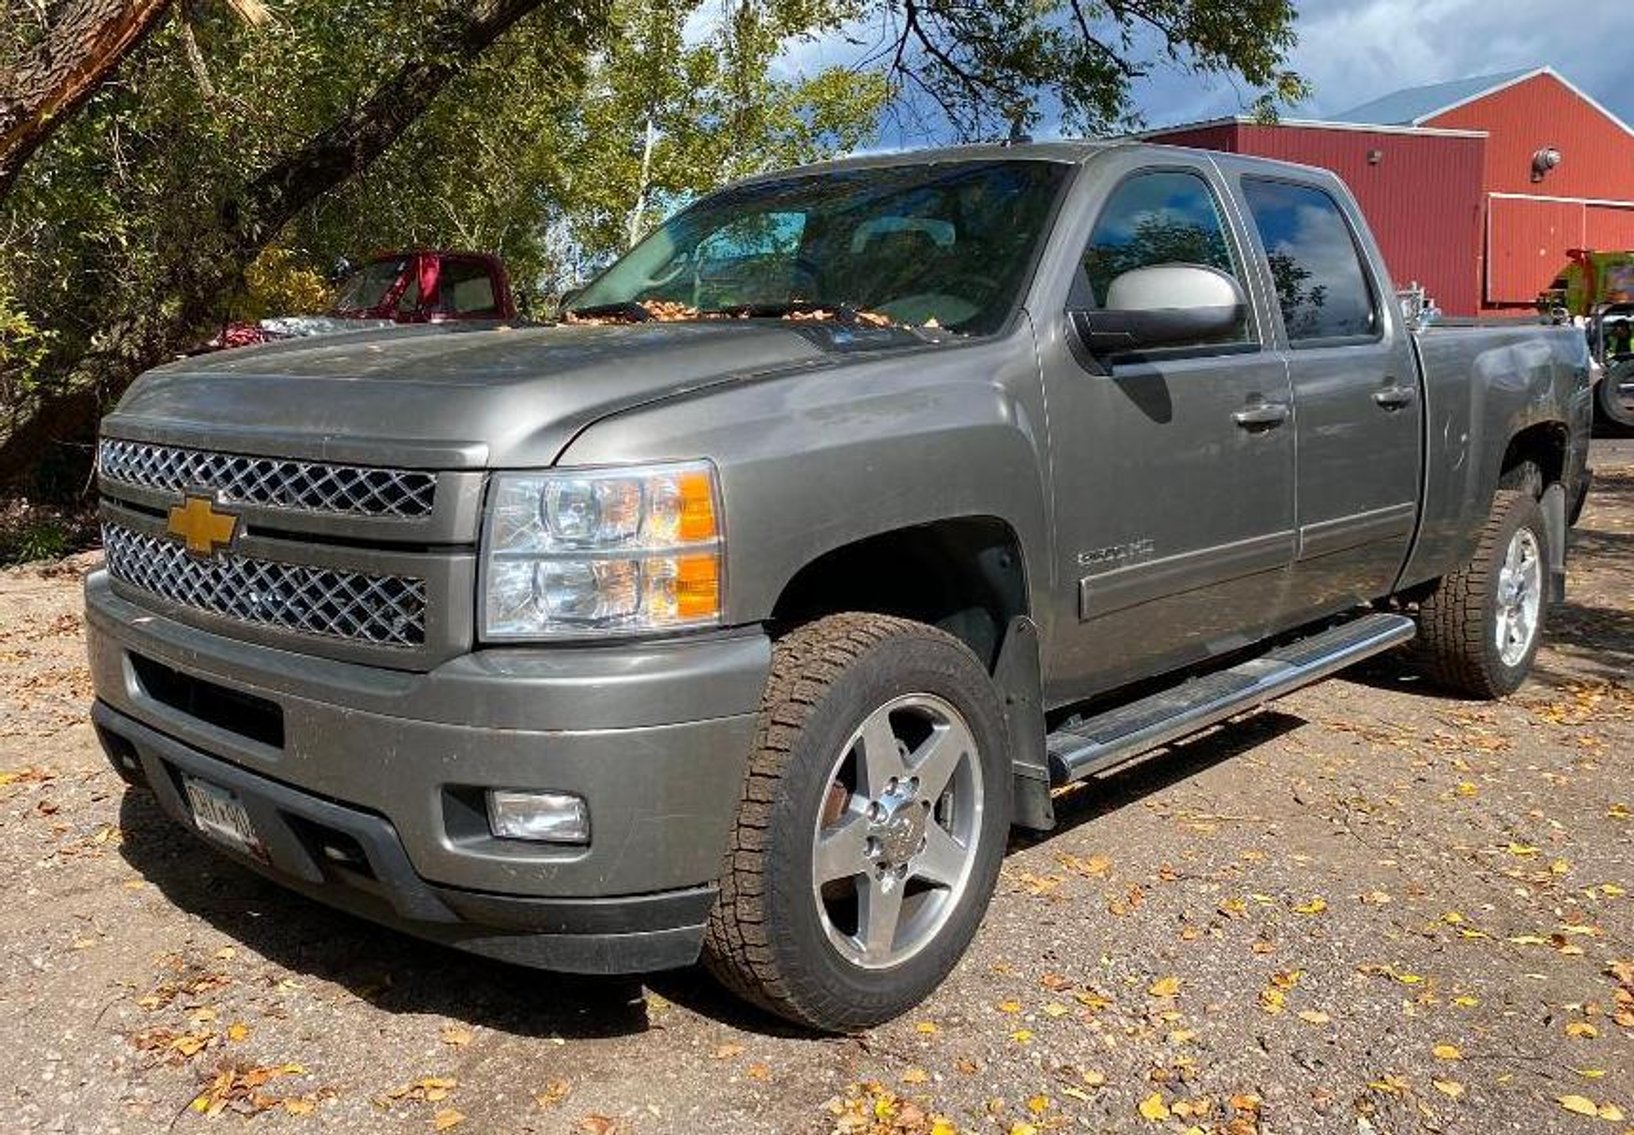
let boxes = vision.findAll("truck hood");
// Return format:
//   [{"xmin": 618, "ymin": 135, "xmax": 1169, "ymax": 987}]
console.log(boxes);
[{"xmin": 106, "ymin": 320, "xmax": 922, "ymax": 468}]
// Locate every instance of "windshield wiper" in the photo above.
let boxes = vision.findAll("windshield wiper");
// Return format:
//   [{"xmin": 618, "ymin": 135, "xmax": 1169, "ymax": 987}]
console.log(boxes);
[
  {"xmin": 698, "ymin": 300, "xmax": 881, "ymax": 324},
  {"xmin": 561, "ymin": 301, "xmax": 653, "ymax": 322}
]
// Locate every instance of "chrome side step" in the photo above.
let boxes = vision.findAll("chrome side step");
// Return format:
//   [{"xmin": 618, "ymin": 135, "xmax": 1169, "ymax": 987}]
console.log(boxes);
[{"xmin": 1046, "ymin": 612, "xmax": 1416, "ymax": 785}]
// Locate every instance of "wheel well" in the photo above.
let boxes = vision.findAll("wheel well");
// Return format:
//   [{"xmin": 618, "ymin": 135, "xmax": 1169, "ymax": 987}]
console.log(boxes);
[
  {"xmin": 1500, "ymin": 422, "xmax": 1567, "ymax": 489},
  {"xmin": 769, "ymin": 518, "xmax": 1028, "ymax": 670}
]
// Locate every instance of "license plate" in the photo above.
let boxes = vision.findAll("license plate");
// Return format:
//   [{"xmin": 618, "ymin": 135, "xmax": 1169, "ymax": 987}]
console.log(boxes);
[{"xmin": 183, "ymin": 775, "xmax": 266, "ymax": 860}]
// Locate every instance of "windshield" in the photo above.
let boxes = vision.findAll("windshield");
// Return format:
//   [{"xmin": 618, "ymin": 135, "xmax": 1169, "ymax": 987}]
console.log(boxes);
[
  {"xmin": 571, "ymin": 160, "xmax": 1070, "ymax": 335},
  {"xmin": 331, "ymin": 258, "xmax": 408, "ymax": 313}
]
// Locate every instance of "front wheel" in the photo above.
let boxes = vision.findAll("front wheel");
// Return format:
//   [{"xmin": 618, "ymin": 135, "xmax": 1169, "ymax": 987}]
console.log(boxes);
[
  {"xmin": 1415, "ymin": 488, "xmax": 1549, "ymax": 698},
  {"xmin": 703, "ymin": 614, "xmax": 1010, "ymax": 1032}
]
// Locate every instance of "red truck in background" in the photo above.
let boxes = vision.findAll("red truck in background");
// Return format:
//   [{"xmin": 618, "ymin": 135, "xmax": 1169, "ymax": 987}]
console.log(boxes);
[{"xmin": 210, "ymin": 250, "xmax": 518, "ymax": 350}]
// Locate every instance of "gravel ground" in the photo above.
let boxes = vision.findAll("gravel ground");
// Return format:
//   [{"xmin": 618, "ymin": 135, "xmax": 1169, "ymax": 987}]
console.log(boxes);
[{"xmin": 2, "ymin": 448, "xmax": 1631, "ymax": 1135}]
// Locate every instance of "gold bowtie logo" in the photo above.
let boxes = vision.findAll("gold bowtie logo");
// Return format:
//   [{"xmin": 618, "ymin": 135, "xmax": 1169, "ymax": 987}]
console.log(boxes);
[{"xmin": 166, "ymin": 496, "xmax": 239, "ymax": 556}]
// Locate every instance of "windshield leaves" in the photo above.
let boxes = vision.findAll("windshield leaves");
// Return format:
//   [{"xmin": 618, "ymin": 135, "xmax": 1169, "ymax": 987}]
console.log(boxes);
[{"xmin": 568, "ymin": 160, "xmax": 1068, "ymax": 336}]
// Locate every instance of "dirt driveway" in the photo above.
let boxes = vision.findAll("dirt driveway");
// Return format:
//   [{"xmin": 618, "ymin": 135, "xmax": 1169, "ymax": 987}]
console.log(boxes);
[{"xmin": 2, "ymin": 452, "xmax": 1631, "ymax": 1135}]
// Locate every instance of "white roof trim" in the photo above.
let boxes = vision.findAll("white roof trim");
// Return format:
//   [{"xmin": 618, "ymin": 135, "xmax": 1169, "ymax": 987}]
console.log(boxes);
[{"xmin": 1140, "ymin": 115, "xmax": 1487, "ymax": 140}]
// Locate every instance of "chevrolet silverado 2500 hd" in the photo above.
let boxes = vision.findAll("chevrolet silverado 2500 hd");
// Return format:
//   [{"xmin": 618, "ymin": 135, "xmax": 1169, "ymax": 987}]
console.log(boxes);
[{"xmin": 86, "ymin": 142, "xmax": 1593, "ymax": 1032}]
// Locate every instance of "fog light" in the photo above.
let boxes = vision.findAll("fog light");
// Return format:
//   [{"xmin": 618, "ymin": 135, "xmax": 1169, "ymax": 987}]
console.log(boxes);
[{"xmin": 486, "ymin": 789, "xmax": 590, "ymax": 844}]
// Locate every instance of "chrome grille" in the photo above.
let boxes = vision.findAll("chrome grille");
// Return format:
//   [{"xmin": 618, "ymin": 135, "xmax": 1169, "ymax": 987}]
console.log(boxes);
[
  {"xmin": 103, "ymin": 523, "xmax": 426, "ymax": 647},
  {"xmin": 98, "ymin": 439, "xmax": 436, "ymax": 519}
]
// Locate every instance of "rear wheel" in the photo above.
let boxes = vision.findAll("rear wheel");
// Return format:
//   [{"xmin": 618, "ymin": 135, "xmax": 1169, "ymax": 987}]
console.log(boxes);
[
  {"xmin": 703, "ymin": 614, "xmax": 1009, "ymax": 1032},
  {"xmin": 1415, "ymin": 487, "xmax": 1549, "ymax": 698}
]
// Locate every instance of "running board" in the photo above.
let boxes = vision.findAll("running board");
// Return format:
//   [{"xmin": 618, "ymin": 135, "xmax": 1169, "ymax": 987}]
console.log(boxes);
[{"xmin": 1046, "ymin": 612, "xmax": 1416, "ymax": 785}]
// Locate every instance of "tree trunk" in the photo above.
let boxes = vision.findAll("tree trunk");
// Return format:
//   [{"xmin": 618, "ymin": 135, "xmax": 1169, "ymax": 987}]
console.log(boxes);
[
  {"xmin": 0, "ymin": 0, "xmax": 174, "ymax": 199},
  {"xmin": 0, "ymin": 0, "xmax": 591, "ymax": 489}
]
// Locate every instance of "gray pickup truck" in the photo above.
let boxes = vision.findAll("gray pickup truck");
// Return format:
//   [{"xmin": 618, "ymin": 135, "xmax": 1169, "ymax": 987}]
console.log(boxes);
[{"xmin": 86, "ymin": 141, "xmax": 1593, "ymax": 1032}]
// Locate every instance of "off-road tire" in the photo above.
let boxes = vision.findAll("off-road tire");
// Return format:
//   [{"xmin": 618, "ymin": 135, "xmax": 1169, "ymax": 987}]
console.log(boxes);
[
  {"xmin": 1415, "ymin": 487, "xmax": 1549, "ymax": 698},
  {"xmin": 702, "ymin": 613, "xmax": 1010, "ymax": 1033},
  {"xmin": 1596, "ymin": 359, "xmax": 1634, "ymax": 434}
]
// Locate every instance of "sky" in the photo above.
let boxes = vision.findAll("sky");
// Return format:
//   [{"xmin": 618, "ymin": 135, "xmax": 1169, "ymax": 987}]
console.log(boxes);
[
  {"xmin": 765, "ymin": 0, "xmax": 1632, "ymax": 143},
  {"xmin": 1139, "ymin": 0, "xmax": 1633, "ymax": 130}
]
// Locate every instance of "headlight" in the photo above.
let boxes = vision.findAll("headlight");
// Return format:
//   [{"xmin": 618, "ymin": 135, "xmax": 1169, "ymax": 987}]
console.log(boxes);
[{"xmin": 481, "ymin": 461, "xmax": 723, "ymax": 639}]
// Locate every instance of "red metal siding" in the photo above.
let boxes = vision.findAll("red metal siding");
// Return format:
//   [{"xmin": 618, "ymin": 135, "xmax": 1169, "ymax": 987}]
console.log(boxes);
[
  {"xmin": 1424, "ymin": 72, "xmax": 1634, "ymax": 200},
  {"xmin": 1146, "ymin": 123, "xmax": 1240, "ymax": 151},
  {"xmin": 1200, "ymin": 124, "xmax": 1487, "ymax": 316},
  {"xmin": 1486, "ymin": 196, "xmax": 1585, "ymax": 303},
  {"xmin": 1586, "ymin": 204, "xmax": 1634, "ymax": 251}
]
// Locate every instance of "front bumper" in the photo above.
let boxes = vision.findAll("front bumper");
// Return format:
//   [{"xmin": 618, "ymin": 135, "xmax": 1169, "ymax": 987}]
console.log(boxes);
[{"xmin": 86, "ymin": 571, "xmax": 770, "ymax": 972}]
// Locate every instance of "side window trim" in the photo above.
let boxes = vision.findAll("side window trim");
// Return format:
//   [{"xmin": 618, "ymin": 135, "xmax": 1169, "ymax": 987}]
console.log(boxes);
[
  {"xmin": 1237, "ymin": 174, "xmax": 1385, "ymax": 350},
  {"xmin": 1077, "ymin": 164, "xmax": 1264, "ymax": 362}
]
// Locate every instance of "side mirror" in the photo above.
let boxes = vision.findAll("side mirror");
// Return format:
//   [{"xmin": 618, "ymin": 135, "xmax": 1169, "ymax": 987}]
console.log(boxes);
[{"xmin": 1069, "ymin": 264, "xmax": 1246, "ymax": 357}]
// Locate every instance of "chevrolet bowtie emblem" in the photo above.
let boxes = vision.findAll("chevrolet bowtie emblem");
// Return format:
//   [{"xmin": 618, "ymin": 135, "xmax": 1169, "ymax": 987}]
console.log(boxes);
[{"xmin": 166, "ymin": 496, "xmax": 239, "ymax": 556}]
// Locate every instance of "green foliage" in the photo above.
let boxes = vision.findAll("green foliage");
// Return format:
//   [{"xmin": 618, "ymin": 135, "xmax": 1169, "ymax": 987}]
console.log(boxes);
[{"xmin": 0, "ymin": 517, "xmax": 68, "ymax": 565}]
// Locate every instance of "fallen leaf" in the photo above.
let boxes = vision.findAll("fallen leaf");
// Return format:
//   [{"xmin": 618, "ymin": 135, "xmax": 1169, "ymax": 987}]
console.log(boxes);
[
  {"xmin": 433, "ymin": 1110, "xmax": 465, "ymax": 1131},
  {"xmin": 902, "ymin": 1067, "xmax": 929, "ymax": 1085},
  {"xmin": 915, "ymin": 1021, "xmax": 940, "ymax": 1035},
  {"xmin": 747, "ymin": 1063, "xmax": 771, "ymax": 1080},
  {"xmin": 1148, "ymin": 976, "xmax": 1181, "ymax": 998},
  {"xmin": 226, "ymin": 1022, "xmax": 249, "ymax": 1043},
  {"xmin": 713, "ymin": 1043, "xmax": 745, "ymax": 1059},
  {"xmin": 1433, "ymin": 1044, "xmax": 1463, "ymax": 1060},
  {"xmin": 1598, "ymin": 1103, "xmax": 1625, "ymax": 1122},
  {"xmin": 1298, "ymin": 1010, "xmax": 1331, "ymax": 1025},
  {"xmin": 1026, "ymin": 1095, "xmax": 1051, "ymax": 1114},
  {"xmin": 1558, "ymin": 1095, "xmax": 1599, "ymax": 1117},
  {"xmin": 1565, "ymin": 1022, "xmax": 1599, "ymax": 1039},
  {"xmin": 1293, "ymin": 897, "xmax": 1328, "ymax": 915},
  {"xmin": 1138, "ymin": 1092, "xmax": 1171, "ymax": 1122},
  {"xmin": 579, "ymin": 1115, "xmax": 618, "ymax": 1135},
  {"xmin": 536, "ymin": 1080, "xmax": 571, "ymax": 1107},
  {"xmin": 440, "ymin": 1025, "xmax": 473, "ymax": 1047},
  {"xmin": 1432, "ymin": 1079, "xmax": 1465, "ymax": 1099},
  {"xmin": 997, "ymin": 999, "xmax": 1022, "ymax": 1014}
]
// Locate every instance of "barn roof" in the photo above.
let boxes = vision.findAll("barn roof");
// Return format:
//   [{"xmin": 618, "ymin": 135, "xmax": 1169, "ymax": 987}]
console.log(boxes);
[{"xmin": 1333, "ymin": 67, "xmax": 1541, "ymax": 126}]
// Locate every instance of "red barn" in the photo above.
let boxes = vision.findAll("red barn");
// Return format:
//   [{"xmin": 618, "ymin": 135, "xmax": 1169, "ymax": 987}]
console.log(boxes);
[{"xmin": 1145, "ymin": 67, "xmax": 1634, "ymax": 317}]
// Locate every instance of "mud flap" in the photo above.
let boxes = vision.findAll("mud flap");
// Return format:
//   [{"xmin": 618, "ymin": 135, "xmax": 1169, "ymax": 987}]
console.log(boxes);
[
  {"xmin": 1543, "ymin": 482, "xmax": 1567, "ymax": 605},
  {"xmin": 993, "ymin": 616, "xmax": 1054, "ymax": 832}
]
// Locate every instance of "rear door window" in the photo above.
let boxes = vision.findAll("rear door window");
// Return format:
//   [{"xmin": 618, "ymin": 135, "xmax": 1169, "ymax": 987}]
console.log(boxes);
[
  {"xmin": 441, "ymin": 260, "xmax": 501, "ymax": 316},
  {"xmin": 1241, "ymin": 179, "xmax": 1379, "ymax": 344}
]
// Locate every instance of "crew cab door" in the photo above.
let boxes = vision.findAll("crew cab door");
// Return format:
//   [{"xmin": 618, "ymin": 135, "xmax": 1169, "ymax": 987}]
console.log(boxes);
[
  {"xmin": 1036, "ymin": 157, "xmax": 1296, "ymax": 703},
  {"xmin": 1231, "ymin": 176, "xmax": 1422, "ymax": 624}
]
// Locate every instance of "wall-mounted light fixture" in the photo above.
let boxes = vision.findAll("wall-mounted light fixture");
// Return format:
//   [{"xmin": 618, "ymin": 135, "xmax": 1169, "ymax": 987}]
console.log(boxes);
[{"xmin": 1531, "ymin": 146, "xmax": 1562, "ymax": 182}]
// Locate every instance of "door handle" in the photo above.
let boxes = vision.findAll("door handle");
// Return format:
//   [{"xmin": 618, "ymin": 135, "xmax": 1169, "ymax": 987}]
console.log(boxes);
[
  {"xmin": 1372, "ymin": 384, "xmax": 1415, "ymax": 410},
  {"xmin": 1232, "ymin": 401, "xmax": 1290, "ymax": 429}
]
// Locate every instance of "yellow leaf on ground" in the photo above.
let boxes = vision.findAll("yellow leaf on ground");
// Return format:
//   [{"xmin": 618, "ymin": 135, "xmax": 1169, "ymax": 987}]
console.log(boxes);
[
  {"xmin": 930, "ymin": 1119, "xmax": 958, "ymax": 1135},
  {"xmin": 1041, "ymin": 1002, "xmax": 1071, "ymax": 1018},
  {"xmin": 1574, "ymin": 1069, "xmax": 1606, "ymax": 1080},
  {"xmin": 1598, "ymin": 1103, "xmax": 1625, "ymax": 1122},
  {"xmin": 1026, "ymin": 1095, "xmax": 1050, "ymax": 1114},
  {"xmin": 536, "ymin": 1081, "xmax": 571, "ymax": 1107},
  {"xmin": 226, "ymin": 1023, "xmax": 249, "ymax": 1042},
  {"xmin": 915, "ymin": 1021, "xmax": 940, "ymax": 1035},
  {"xmin": 1148, "ymin": 976, "xmax": 1181, "ymax": 998},
  {"xmin": 1452, "ymin": 995, "xmax": 1479, "ymax": 1007},
  {"xmin": 902, "ymin": 1067, "xmax": 929, "ymax": 1085},
  {"xmin": 1297, "ymin": 1010, "xmax": 1331, "ymax": 1025},
  {"xmin": 1293, "ymin": 897, "xmax": 1328, "ymax": 914},
  {"xmin": 997, "ymin": 999, "xmax": 1022, "ymax": 1014},
  {"xmin": 1138, "ymin": 1092, "xmax": 1171, "ymax": 1122},
  {"xmin": 1433, "ymin": 1079, "xmax": 1465, "ymax": 1099},
  {"xmin": 1433, "ymin": 1044, "xmax": 1463, "ymax": 1060},
  {"xmin": 440, "ymin": 1025, "xmax": 473, "ymax": 1047},
  {"xmin": 1010, "ymin": 1029, "xmax": 1033, "ymax": 1044},
  {"xmin": 433, "ymin": 1110, "xmax": 465, "ymax": 1131},
  {"xmin": 1507, "ymin": 843, "xmax": 1540, "ymax": 857},
  {"xmin": 1082, "ymin": 1070, "xmax": 1107, "ymax": 1087},
  {"xmin": 1009, "ymin": 1124, "xmax": 1038, "ymax": 1135},
  {"xmin": 1565, "ymin": 1022, "xmax": 1599, "ymax": 1039},
  {"xmin": 1558, "ymin": 1095, "xmax": 1599, "ymax": 1117}
]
